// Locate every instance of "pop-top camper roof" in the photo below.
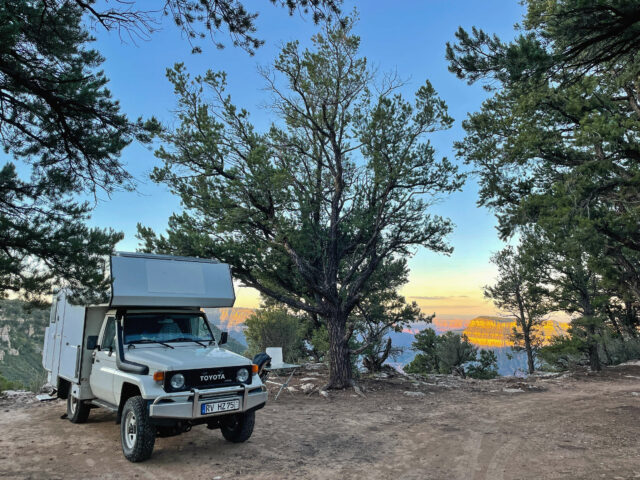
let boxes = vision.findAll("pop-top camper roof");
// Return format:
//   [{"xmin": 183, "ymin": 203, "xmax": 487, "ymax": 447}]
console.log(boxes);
[{"xmin": 109, "ymin": 252, "xmax": 235, "ymax": 308}]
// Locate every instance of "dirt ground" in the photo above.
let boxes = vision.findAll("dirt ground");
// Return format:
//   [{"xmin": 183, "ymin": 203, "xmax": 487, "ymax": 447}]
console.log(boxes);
[{"xmin": 1, "ymin": 364, "xmax": 639, "ymax": 480}]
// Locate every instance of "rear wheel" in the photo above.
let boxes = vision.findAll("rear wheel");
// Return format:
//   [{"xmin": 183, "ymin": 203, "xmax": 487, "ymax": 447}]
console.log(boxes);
[
  {"xmin": 67, "ymin": 394, "xmax": 90, "ymax": 424},
  {"xmin": 121, "ymin": 396, "xmax": 156, "ymax": 462},
  {"xmin": 220, "ymin": 410, "xmax": 255, "ymax": 443}
]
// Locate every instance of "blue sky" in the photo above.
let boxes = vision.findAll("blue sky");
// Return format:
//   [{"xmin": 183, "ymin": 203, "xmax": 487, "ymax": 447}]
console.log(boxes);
[{"xmin": 73, "ymin": 1, "xmax": 524, "ymax": 313}]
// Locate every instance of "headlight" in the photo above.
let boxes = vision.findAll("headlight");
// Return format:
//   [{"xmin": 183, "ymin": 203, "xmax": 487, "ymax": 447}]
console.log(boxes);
[
  {"xmin": 170, "ymin": 373, "xmax": 185, "ymax": 390},
  {"xmin": 236, "ymin": 368, "xmax": 249, "ymax": 383}
]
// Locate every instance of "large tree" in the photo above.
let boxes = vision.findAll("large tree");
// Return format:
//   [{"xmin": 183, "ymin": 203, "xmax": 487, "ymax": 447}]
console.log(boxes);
[
  {"xmin": 0, "ymin": 1, "xmax": 152, "ymax": 303},
  {"xmin": 446, "ymin": 0, "xmax": 640, "ymax": 255},
  {"xmin": 2, "ymin": 0, "xmax": 340, "ymax": 303},
  {"xmin": 446, "ymin": 0, "xmax": 640, "ymax": 354},
  {"xmin": 484, "ymin": 242, "xmax": 550, "ymax": 374},
  {"xmin": 138, "ymin": 18, "xmax": 464, "ymax": 388}
]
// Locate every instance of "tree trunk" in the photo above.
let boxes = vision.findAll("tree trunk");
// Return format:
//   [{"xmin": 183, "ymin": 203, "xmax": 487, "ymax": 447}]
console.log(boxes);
[
  {"xmin": 325, "ymin": 313, "xmax": 353, "ymax": 389},
  {"xmin": 587, "ymin": 323, "xmax": 601, "ymax": 371},
  {"xmin": 523, "ymin": 328, "xmax": 535, "ymax": 374}
]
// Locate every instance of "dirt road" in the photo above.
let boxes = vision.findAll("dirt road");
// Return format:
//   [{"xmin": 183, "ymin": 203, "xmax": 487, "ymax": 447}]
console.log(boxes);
[{"xmin": 1, "ymin": 365, "xmax": 639, "ymax": 480}]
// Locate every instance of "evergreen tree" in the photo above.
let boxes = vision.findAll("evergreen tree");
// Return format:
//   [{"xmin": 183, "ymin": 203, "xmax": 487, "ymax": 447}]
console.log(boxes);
[
  {"xmin": 138, "ymin": 18, "xmax": 464, "ymax": 389},
  {"xmin": 0, "ymin": 1, "xmax": 152, "ymax": 303},
  {"xmin": 484, "ymin": 242, "xmax": 550, "ymax": 374},
  {"xmin": 405, "ymin": 330, "xmax": 477, "ymax": 376}
]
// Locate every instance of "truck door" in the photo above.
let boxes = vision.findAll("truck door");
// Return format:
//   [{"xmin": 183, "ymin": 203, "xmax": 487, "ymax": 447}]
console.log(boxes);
[
  {"xmin": 42, "ymin": 298, "xmax": 58, "ymax": 371},
  {"xmin": 50, "ymin": 294, "xmax": 65, "ymax": 377},
  {"xmin": 89, "ymin": 316, "xmax": 118, "ymax": 405},
  {"xmin": 58, "ymin": 303, "xmax": 85, "ymax": 382}
]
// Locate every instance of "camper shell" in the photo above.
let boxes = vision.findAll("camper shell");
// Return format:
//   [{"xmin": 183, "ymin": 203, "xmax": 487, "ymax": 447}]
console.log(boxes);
[{"xmin": 42, "ymin": 252, "xmax": 268, "ymax": 462}]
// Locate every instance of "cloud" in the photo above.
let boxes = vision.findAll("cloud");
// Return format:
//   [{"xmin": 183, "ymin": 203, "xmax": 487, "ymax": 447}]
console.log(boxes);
[{"xmin": 409, "ymin": 295, "xmax": 470, "ymax": 300}]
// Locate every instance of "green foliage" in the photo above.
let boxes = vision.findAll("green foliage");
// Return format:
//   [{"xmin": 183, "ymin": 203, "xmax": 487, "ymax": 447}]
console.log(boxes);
[
  {"xmin": 0, "ymin": 372, "xmax": 22, "ymax": 393},
  {"xmin": 436, "ymin": 332, "xmax": 478, "ymax": 374},
  {"xmin": 538, "ymin": 334, "xmax": 586, "ymax": 371},
  {"xmin": 244, "ymin": 308, "xmax": 307, "ymax": 363},
  {"xmin": 138, "ymin": 16, "xmax": 464, "ymax": 388},
  {"xmin": 447, "ymin": 0, "xmax": 640, "ymax": 372},
  {"xmin": 404, "ymin": 328, "xmax": 439, "ymax": 374},
  {"xmin": 405, "ymin": 330, "xmax": 478, "ymax": 375},
  {"xmin": 0, "ymin": 1, "xmax": 158, "ymax": 303},
  {"xmin": 466, "ymin": 349, "xmax": 499, "ymax": 379},
  {"xmin": 350, "ymin": 269, "xmax": 429, "ymax": 372},
  {"xmin": 485, "ymin": 241, "xmax": 551, "ymax": 373},
  {"xmin": 309, "ymin": 324, "xmax": 329, "ymax": 361}
]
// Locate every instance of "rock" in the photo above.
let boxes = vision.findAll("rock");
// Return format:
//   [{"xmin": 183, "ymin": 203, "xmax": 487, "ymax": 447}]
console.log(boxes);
[
  {"xmin": 403, "ymin": 391, "xmax": 426, "ymax": 397},
  {"xmin": 2, "ymin": 390, "xmax": 32, "ymax": 398},
  {"xmin": 299, "ymin": 377, "xmax": 317, "ymax": 382},
  {"xmin": 300, "ymin": 383, "xmax": 315, "ymax": 394},
  {"xmin": 286, "ymin": 386, "xmax": 298, "ymax": 393},
  {"xmin": 631, "ymin": 392, "xmax": 640, "ymax": 397},
  {"xmin": 39, "ymin": 383, "xmax": 56, "ymax": 395},
  {"xmin": 503, "ymin": 388, "xmax": 525, "ymax": 393},
  {"xmin": 319, "ymin": 390, "xmax": 329, "ymax": 399}
]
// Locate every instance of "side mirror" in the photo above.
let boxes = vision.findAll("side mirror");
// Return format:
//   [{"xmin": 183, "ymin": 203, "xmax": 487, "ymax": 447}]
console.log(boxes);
[
  {"xmin": 86, "ymin": 335, "xmax": 99, "ymax": 350},
  {"xmin": 219, "ymin": 331, "xmax": 228, "ymax": 345}
]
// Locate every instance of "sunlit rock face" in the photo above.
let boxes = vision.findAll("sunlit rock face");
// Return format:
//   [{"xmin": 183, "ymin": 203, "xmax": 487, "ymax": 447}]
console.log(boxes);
[
  {"xmin": 204, "ymin": 307, "xmax": 256, "ymax": 345},
  {"xmin": 462, "ymin": 316, "xmax": 569, "ymax": 348},
  {"xmin": 432, "ymin": 317, "xmax": 472, "ymax": 334}
]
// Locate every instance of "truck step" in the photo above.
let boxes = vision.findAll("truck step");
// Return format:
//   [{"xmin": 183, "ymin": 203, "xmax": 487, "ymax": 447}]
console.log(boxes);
[{"xmin": 90, "ymin": 399, "xmax": 118, "ymax": 412}]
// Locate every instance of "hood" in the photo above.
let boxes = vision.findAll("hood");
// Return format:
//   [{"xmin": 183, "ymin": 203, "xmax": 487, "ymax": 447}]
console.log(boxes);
[{"xmin": 123, "ymin": 345, "xmax": 251, "ymax": 373}]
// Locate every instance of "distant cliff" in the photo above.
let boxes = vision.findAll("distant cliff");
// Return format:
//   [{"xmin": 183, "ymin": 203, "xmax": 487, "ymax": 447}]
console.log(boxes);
[
  {"xmin": 205, "ymin": 307, "xmax": 256, "ymax": 345},
  {"xmin": 462, "ymin": 316, "xmax": 569, "ymax": 348},
  {"xmin": 0, "ymin": 300, "xmax": 49, "ymax": 388}
]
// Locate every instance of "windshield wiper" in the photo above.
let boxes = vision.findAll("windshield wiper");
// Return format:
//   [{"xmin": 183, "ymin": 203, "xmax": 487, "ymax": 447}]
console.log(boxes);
[
  {"xmin": 167, "ymin": 337, "xmax": 209, "ymax": 347},
  {"xmin": 127, "ymin": 339, "xmax": 174, "ymax": 349}
]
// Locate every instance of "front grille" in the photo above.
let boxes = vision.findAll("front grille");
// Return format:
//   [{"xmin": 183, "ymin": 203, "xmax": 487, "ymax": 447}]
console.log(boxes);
[{"xmin": 164, "ymin": 366, "xmax": 247, "ymax": 392}]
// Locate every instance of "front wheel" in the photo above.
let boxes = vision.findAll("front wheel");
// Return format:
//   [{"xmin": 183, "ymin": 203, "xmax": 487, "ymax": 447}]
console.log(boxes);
[
  {"xmin": 220, "ymin": 410, "xmax": 255, "ymax": 443},
  {"xmin": 67, "ymin": 394, "xmax": 90, "ymax": 424},
  {"xmin": 121, "ymin": 396, "xmax": 156, "ymax": 462}
]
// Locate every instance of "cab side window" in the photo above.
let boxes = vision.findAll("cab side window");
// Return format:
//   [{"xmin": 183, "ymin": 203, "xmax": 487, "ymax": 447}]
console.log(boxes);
[{"xmin": 101, "ymin": 317, "xmax": 116, "ymax": 352}]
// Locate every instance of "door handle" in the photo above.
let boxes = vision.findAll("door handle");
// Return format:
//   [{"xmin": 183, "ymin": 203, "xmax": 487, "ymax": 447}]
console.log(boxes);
[{"xmin": 95, "ymin": 359, "xmax": 100, "ymax": 363}]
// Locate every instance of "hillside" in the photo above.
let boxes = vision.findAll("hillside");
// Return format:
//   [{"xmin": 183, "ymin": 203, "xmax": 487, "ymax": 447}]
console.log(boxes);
[{"xmin": 0, "ymin": 300, "xmax": 49, "ymax": 389}]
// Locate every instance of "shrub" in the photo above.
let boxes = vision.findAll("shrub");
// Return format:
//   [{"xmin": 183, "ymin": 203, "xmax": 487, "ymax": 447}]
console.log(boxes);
[
  {"xmin": 0, "ymin": 372, "xmax": 22, "ymax": 393},
  {"xmin": 435, "ymin": 332, "xmax": 477, "ymax": 374},
  {"xmin": 466, "ymin": 349, "xmax": 499, "ymax": 379},
  {"xmin": 538, "ymin": 335, "xmax": 586, "ymax": 370},
  {"xmin": 404, "ymin": 329, "xmax": 478, "ymax": 375},
  {"xmin": 244, "ymin": 308, "xmax": 306, "ymax": 363}
]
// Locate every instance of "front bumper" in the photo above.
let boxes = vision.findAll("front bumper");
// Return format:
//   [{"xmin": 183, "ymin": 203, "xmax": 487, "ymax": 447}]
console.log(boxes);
[{"xmin": 149, "ymin": 384, "xmax": 268, "ymax": 420}]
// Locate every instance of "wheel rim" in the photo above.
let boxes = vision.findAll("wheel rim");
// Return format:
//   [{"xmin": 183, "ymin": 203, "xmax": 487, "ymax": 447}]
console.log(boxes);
[
  {"xmin": 69, "ymin": 396, "xmax": 77, "ymax": 415},
  {"xmin": 124, "ymin": 410, "xmax": 137, "ymax": 449}
]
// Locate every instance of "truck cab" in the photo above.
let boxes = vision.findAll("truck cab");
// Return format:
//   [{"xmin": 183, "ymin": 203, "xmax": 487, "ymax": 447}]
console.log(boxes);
[{"xmin": 43, "ymin": 253, "xmax": 268, "ymax": 462}]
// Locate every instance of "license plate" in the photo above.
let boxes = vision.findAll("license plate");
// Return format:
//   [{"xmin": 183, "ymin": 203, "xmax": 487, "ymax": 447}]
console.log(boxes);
[{"xmin": 201, "ymin": 399, "xmax": 240, "ymax": 415}]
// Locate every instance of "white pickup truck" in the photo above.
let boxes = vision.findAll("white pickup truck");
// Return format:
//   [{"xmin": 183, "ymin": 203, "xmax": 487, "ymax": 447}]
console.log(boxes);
[{"xmin": 42, "ymin": 252, "xmax": 268, "ymax": 462}]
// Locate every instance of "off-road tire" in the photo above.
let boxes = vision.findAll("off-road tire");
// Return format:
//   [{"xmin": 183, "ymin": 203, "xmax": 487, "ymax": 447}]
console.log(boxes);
[
  {"xmin": 67, "ymin": 394, "xmax": 90, "ymax": 424},
  {"xmin": 121, "ymin": 396, "xmax": 156, "ymax": 462},
  {"xmin": 220, "ymin": 410, "xmax": 255, "ymax": 443}
]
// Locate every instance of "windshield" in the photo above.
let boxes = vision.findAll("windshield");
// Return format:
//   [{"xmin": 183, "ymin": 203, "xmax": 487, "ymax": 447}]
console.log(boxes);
[{"xmin": 123, "ymin": 312, "xmax": 214, "ymax": 344}]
